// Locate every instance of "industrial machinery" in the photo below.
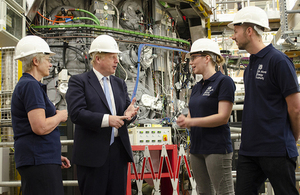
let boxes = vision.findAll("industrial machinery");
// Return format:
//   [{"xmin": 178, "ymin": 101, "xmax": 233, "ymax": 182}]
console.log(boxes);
[{"xmin": 1, "ymin": 0, "xmax": 300, "ymax": 194}]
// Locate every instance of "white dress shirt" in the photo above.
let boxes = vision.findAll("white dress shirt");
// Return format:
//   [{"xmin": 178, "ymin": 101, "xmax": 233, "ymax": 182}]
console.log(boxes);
[{"xmin": 93, "ymin": 68, "xmax": 118, "ymax": 137}]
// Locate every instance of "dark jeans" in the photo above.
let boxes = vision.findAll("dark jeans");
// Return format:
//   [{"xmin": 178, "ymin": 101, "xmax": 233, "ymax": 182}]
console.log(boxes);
[{"xmin": 236, "ymin": 154, "xmax": 299, "ymax": 195}]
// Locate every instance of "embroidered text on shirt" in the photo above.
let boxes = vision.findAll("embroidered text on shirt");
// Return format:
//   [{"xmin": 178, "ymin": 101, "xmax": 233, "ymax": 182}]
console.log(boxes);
[
  {"xmin": 255, "ymin": 64, "xmax": 267, "ymax": 80},
  {"xmin": 203, "ymin": 86, "xmax": 214, "ymax": 96}
]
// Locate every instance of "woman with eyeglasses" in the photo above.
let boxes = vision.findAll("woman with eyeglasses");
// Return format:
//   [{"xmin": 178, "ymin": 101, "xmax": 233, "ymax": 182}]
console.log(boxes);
[
  {"xmin": 177, "ymin": 38, "xmax": 236, "ymax": 195},
  {"xmin": 11, "ymin": 35, "xmax": 71, "ymax": 195}
]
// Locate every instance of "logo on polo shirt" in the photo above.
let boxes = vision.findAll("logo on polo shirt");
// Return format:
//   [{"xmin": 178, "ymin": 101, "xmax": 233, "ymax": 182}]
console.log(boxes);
[
  {"xmin": 255, "ymin": 64, "xmax": 267, "ymax": 80},
  {"xmin": 203, "ymin": 86, "xmax": 214, "ymax": 96}
]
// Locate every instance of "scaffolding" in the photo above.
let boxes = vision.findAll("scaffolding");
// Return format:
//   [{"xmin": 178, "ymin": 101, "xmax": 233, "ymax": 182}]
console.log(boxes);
[{"xmin": 0, "ymin": 47, "xmax": 19, "ymax": 195}]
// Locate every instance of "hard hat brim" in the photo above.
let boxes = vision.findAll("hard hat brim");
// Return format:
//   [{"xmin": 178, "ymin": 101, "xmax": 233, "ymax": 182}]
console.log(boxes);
[
  {"xmin": 227, "ymin": 22, "xmax": 271, "ymax": 31},
  {"xmin": 88, "ymin": 50, "xmax": 122, "ymax": 54},
  {"xmin": 227, "ymin": 22, "xmax": 234, "ymax": 29},
  {"xmin": 15, "ymin": 51, "xmax": 56, "ymax": 60},
  {"xmin": 186, "ymin": 52, "xmax": 192, "ymax": 58}
]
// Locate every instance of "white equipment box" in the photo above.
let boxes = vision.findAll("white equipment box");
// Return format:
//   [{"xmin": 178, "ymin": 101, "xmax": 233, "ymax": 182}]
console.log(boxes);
[
  {"xmin": 129, "ymin": 127, "xmax": 172, "ymax": 145},
  {"xmin": 0, "ymin": 0, "xmax": 26, "ymax": 47}
]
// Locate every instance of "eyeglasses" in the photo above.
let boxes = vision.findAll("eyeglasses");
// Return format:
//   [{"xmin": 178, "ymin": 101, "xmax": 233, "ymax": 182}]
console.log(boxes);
[
  {"xmin": 44, "ymin": 57, "xmax": 53, "ymax": 63},
  {"xmin": 189, "ymin": 54, "xmax": 205, "ymax": 62}
]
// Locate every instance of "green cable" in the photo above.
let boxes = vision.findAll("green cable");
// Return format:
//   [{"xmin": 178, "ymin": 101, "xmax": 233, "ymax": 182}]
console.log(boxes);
[
  {"xmin": 73, "ymin": 17, "xmax": 99, "ymax": 25},
  {"xmin": 75, "ymin": 8, "xmax": 100, "ymax": 25},
  {"xmin": 32, "ymin": 24, "xmax": 190, "ymax": 45}
]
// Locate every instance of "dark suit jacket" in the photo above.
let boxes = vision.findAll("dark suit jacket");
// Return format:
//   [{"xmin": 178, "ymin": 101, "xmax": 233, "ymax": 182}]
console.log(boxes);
[{"xmin": 65, "ymin": 70, "xmax": 134, "ymax": 167}]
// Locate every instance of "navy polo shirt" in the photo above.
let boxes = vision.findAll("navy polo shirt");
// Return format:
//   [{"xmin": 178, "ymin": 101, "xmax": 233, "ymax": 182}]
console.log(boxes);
[
  {"xmin": 240, "ymin": 44, "xmax": 299, "ymax": 158},
  {"xmin": 11, "ymin": 73, "xmax": 61, "ymax": 168},
  {"xmin": 189, "ymin": 71, "xmax": 236, "ymax": 154}
]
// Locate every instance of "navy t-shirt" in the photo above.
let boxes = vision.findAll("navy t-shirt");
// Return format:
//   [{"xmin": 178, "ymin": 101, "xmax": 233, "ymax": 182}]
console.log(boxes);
[
  {"xmin": 240, "ymin": 44, "xmax": 299, "ymax": 158},
  {"xmin": 189, "ymin": 71, "xmax": 236, "ymax": 154},
  {"xmin": 11, "ymin": 73, "xmax": 61, "ymax": 168}
]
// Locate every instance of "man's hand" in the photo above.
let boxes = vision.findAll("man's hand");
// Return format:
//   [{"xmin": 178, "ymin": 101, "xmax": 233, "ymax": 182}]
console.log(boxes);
[
  {"xmin": 109, "ymin": 115, "xmax": 128, "ymax": 129},
  {"xmin": 124, "ymin": 97, "xmax": 139, "ymax": 120}
]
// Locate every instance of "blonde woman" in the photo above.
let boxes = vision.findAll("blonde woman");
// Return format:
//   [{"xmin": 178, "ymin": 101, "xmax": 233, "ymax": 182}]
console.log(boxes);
[{"xmin": 177, "ymin": 38, "xmax": 236, "ymax": 195}]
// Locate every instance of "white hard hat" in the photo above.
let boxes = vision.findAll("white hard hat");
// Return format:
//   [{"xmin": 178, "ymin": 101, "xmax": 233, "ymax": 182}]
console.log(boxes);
[
  {"xmin": 227, "ymin": 6, "xmax": 270, "ymax": 31},
  {"xmin": 89, "ymin": 35, "xmax": 121, "ymax": 54},
  {"xmin": 186, "ymin": 38, "xmax": 221, "ymax": 58},
  {"xmin": 15, "ymin": 35, "xmax": 55, "ymax": 60}
]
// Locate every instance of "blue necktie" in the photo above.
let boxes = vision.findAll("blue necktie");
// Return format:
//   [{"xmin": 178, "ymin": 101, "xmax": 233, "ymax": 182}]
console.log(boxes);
[{"xmin": 102, "ymin": 77, "xmax": 114, "ymax": 145}]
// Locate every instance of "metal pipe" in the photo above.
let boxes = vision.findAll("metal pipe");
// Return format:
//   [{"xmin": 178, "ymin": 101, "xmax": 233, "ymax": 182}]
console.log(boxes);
[
  {"xmin": 286, "ymin": 10, "xmax": 300, "ymax": 14},
  {"xmin": 231, "ymin": 133, "xmax": 241, "ymax": 139},
  {"xmin": 42, "ymin": 0, "xmax": 46, "ymax": 26},
  {"xmin": 232, "ymin": 104, "xmax": 243, "ymax": 110},
  {"xmin": 63, "ymin": 180, "xmax": 78, "ymax": 186},
  {"xmin": 0, "ymin": 181, "xmax": 21, "ymax": 187},
  {"xmin": 108, "ymin": 1, "xmax": 120, "ymax": 29},
  {"xmin": 234, "ymin": 109, "xmax": 238, "ymax": 122},
  {"xmin": 0, "ymin": 140, "xmax": 74, "ymax": 147},
  {"xmin": 230, "ymin": 127, "xmax": 242, "ymax": 133},
  {"xmin": 0, "ymin": 180, "xmax": 78, "ymax": 187},
  {"xmin": 212, "ymin": 0, "xmax": 217, "ymax": 21},
  {"xmin": 282, "ymin": 30, "xmax": 300, "ymax": 35},
  {"xmin": 279, "ymin": 0, "xmax": 298, "ymax": 46}
]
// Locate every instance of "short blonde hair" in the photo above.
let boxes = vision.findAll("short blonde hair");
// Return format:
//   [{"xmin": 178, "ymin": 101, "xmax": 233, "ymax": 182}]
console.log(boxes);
[
  {"xmin": 21, "ymin": 53, "xmax": 46, "ymax": 73},
  {"xmin": 90, "ymin": 52, "xmax": 108, "ymax": 65}
]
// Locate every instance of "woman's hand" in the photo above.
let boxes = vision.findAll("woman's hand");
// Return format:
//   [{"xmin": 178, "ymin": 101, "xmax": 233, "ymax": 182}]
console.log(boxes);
[
  {"xmin": 61, "ymin": 156, "xmax": 71, "ymax": 169},
  {"xmin": 177, "ymin": 114, "xmax": 190, "ymax": 128}
]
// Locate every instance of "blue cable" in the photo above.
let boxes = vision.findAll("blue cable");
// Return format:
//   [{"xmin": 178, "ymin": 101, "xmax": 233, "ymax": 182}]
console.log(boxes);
[{"xmin": 130, "ymin": 44, "xmax": 189, "ymax": 101}]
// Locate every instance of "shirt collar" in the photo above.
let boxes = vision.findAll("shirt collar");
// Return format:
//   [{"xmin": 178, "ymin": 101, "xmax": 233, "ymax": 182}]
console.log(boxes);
[
  {"xmin": 251, "ymin": 43, "xmax": 273, "ymax": 58},
  {"xmin": 23, "ymin": 73, "xmax": 45, "ymax": 87},
  {"xmin": 22, "ymin": 72, "xmax": 46, "ymax": 91},
  {"xmin": 200, "ymin": 71, "xmax": 221, "ymax": 84},
  {"xmin": 93, "ymin": 68, "xmax": 110, "ymax": 81}
]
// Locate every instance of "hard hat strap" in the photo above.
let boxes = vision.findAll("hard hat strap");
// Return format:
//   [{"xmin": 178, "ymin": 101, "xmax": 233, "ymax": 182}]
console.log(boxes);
[
  {"xmin": 210, "ymin": 54, "xmax": 217, "ymax": 64},
  {"xmin": 254, "ymin": 26, "xmax": 263, "ymax": 36}
]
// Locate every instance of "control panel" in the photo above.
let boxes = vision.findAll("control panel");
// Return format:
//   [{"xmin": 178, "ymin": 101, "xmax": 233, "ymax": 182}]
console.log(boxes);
[{"xmin": 129, "ymin": 127, "xmax": 172, "ymax": 145}]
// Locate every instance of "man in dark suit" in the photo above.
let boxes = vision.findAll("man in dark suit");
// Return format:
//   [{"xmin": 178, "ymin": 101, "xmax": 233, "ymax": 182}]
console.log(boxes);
[{"xmin": 66, "ymin": 34, "xmax": 139, "ymax": 195}]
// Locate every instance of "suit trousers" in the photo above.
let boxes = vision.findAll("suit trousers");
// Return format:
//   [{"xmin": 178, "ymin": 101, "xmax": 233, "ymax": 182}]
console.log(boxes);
[
  {"xmin": 236, "ymin": 154, "xmax": 299, "ymax": 195},
  {"xmin": 77, "ymin": 137, "xmax": 129, "ymax": 195},
  {"xmin": 17, "ymin": 164, "xmax": 64, "ymax": 195}
]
